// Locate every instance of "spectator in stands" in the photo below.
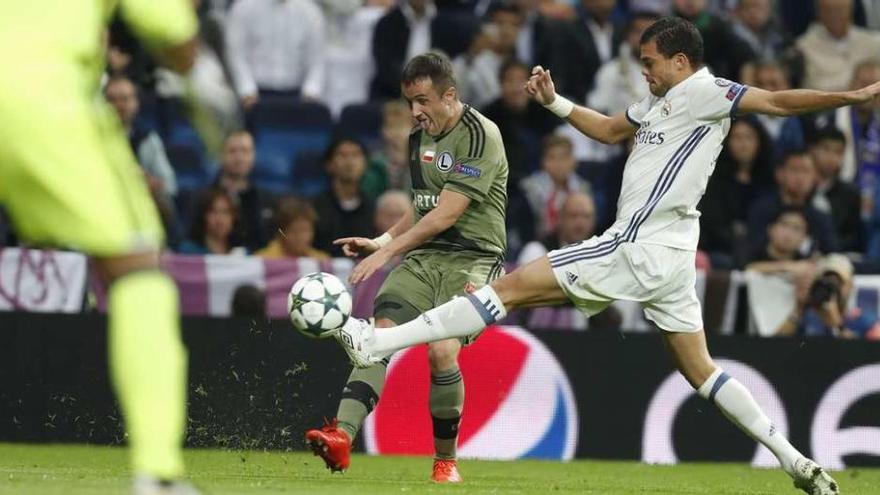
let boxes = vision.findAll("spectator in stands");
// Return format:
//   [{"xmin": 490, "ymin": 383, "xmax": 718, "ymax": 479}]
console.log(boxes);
[
  {"xmin": 700, "ymin": 117, "xmax": 775, "ymax": 268},
  {"xmin": 520, "ymin": 135, "xmax": 591, "ymax": 239},
  {"xmin": 562, "ymin": 11, "xmax": 657, "ymax": 164},
  {"xmin": 672, "ymin": 0, "xmax": 755, "ymax": 80},
  {"xmin": 809, "ymin": 127, "xmax": 864, "ymax": 253},
  {"xmin": 453, "ymin": 3, "xmax": 524, "ymax": 109},
  {"xmin": 370, "ymin": 0, "xmax": 479, "ymax": 99},
  {"xmin": 179, "ymin": 188, "xmax": 246, "ymax": 255},
  {"xmin": 776, "ymin": 254, "xmax": 880, "ymax": 339},
  {"xmin": 106, "ymin": 16, "xmax": 157, "ymax": 90},
  {"xmin": 362, "ymin": 100, "xmax": 413, "ymax": 199},
  {"xmin": 747, "ymin": 150, "xmax": 838, "ymax": 257},
  {"xmin": 482, "ymin": 61, "xmax": 560, "ymax": 185},
  {"xmin": 827, "ymin": 61, "xmax": 880, "ymax": 199},
  {"xmin": 747, "ymin": 206, "xmax": 814, "ymax": 266},
  {"xmin": 750, "ymin": 61, "xmax": 806, "ymax": 155},
  {"xmin": 319, "ymin": 0, "xmax": 389, "ymax": 117},
  {"xmin": 313, "ymin": 138, "xmax": 377, "ymax": 256},
  {"xmin": 517, "ymin": 191, "xmax": 597, "ymax": 265},
  {"xmin": 374, "ymin": 190, "xmax": 412, "ymax": 234},
  {"xmin": 795, "ymin": 0, "xmax": 880, "ymax": 91},
  {"xmin": 729, "ymin": 0, "xmax": 792, "ymax": 62},
  {"xmin": 549, "ymin": 0, "xmax": 624, "ymax": 101},
  {"xmin": 257, "ymin": 198, "xmax": 330, "ymax": 259},
  {"xmin": 226, "ymin": 0, "xmax": 326, "ymax": 108},
  {"xmin": 212, "ymin": 130, "xmax": 274, "ymax": 251},
  {"xmin": 587, "ymin": 11, "xmax": 658, "ymax": 116},
  {"xmin": 511, "ymin": 0, "xmax": 566, "ymax": 67},
  {"xmin": 105, "ymin": 76, "xmax": 177, "ymax": 199}
]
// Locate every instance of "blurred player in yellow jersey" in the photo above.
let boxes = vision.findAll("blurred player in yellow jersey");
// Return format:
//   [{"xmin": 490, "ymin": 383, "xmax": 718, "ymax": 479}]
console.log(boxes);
[{"xmin": 0, "ymin": 1, "xmax": 200, "ymax": 493}]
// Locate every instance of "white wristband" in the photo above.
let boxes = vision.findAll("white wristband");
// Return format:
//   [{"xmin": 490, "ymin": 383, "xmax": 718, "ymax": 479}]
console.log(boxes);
[
  {"xmin": 543, "ymin": 94, "xmax": 574, "ymax": 118},
  {"xmin": 372, "ymin": 232, "xmax": 393, "ymax": 249}
]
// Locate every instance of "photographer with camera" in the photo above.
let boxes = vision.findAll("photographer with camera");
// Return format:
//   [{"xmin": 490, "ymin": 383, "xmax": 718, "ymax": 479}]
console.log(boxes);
[{"xmin": 777, "ymin": 254, "xmax": 880, "ymax": 339}]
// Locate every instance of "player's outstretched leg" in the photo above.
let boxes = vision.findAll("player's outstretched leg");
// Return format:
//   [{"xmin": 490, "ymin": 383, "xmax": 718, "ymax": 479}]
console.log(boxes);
[
  {"xmin": 305, "ymin": 319, "xmax": 395, "ymax": 472},
  {"xmin": 335, "ymin": 256, "xmax": 569, "ymax": 366},
  {"xmin": 428, "ymin": 339, "xmax": 464, "ymax": 483},
  {"xmin": 97, "ymin": 254, "xmax": 194, "ymax": 495},
  {"xmin": 663, "ymin": 330, "xmax": 839, "ymax": 495}
]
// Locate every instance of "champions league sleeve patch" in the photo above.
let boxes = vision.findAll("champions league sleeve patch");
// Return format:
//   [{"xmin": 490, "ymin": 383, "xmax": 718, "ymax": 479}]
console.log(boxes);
[
  {"xmin": 726, "ymin": 83, "xmax": 744, "ymax": 101},
  {"xmin": 453, "ymin": 163, "xmax": 482, "ymax": 178}
]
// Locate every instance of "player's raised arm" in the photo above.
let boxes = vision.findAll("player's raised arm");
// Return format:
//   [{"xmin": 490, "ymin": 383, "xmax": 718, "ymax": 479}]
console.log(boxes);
[
  {"xmin": 735, "ymin": 80, "xmax": 880, "ymax": 117},
  {"xmin": 119, "ymin": 0, "xmax": 199, "ymax": 73},
  {"xmin": 526, "ymin": 65, "xmax": 635, "ymax": 145}
]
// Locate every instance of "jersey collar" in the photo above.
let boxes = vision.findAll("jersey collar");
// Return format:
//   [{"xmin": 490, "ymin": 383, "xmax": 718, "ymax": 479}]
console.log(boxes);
[
  {"xmin": 431, "ymin": 104, "xmax": 471, "ymax": 142},
  {"xmin": 665, "ymin": 66, "xmax": 709, "ymax": 99}
]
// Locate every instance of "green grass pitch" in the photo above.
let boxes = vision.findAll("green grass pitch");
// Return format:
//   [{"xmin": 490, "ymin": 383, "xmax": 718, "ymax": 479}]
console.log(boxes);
[{"xmin": 0, "ymin": 444, "xmax": 878, "ymax": 494}]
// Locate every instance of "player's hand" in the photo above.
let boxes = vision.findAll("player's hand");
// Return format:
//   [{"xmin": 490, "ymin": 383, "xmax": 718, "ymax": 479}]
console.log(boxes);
[
  {"xmin": 349, "ymin": 249, "xmax": 392, "ymax": 285},
  {"xmin": 525, "ymin": 65, "xmax": 557, "ymax": 106},
  {"xmin": 333, "ymin": 237, "xmax": 380, "ymax": 258},
  {"xmin": 851, "ymin": 80, "xmax": 880, "ymax": 105}
]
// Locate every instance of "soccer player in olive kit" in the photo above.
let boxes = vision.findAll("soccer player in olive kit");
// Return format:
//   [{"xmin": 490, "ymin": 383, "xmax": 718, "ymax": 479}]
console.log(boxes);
[{"xmin": 305, "ymin": 51, "xmax": 509, "ymax": 483}]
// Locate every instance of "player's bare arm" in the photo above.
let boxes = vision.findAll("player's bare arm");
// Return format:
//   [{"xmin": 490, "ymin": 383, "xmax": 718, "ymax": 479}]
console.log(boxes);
[
  {"xmin": 526, "ymin": 65, "xmax": 635, "ymax": 144},
  {"xmin": 737, "ymin": 80, "xmax": 880, "ymax": 116},
  {"xmin": 347, "ymin": 189, "xmax": 472, "ymax": 284},
  {"xmin": 334, "ymin": 207, "xmax": 416, "ymax": 258}
]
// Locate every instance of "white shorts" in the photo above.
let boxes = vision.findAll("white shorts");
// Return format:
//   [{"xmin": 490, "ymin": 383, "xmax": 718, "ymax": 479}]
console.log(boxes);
[{"xmin": 547, "ymin": 235, "xmax": 703, "ymax": 332}]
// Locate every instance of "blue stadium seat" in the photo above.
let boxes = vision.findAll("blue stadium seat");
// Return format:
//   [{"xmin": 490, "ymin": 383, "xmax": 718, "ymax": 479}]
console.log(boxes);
[
  {"xmin": 337, "ymin": 102, "xmax": 383, "ymax": 149},
  {"xmin": 159, "ymin": 98, "xmax": 205, "ymax": 151},
  {"xmin": 291, "ymin": 151, "xmax": 328, "ymax": 197},
  {"xmin": 251, "ymin": 100, "xmax": 333, "ymax": 191},
  {"xmin": 166, "ymin": 142, "xmax": 211, "ymax": 191}
]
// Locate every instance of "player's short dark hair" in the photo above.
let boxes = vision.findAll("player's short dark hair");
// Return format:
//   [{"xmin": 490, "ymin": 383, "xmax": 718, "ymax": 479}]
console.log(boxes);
[
  {"xmin": 401, "ymin": 51, "xmax": 458, "ymax": 95},
  {"xmin": 772, "ymin": 206, "xmax": 811, "ymax": 235},
  {"xmin": 640, "ymin": 16, "xmax": 704, "ymax": 68},
  {"xmin": 809, "ymin": 126, "xmax": 847, "ymax": 147}
]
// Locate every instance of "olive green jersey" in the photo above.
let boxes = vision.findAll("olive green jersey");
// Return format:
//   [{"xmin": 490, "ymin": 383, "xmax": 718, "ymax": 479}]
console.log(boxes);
[{"xmin": 409, "ymin": 105, "xmax": 508, "ymax": 257}]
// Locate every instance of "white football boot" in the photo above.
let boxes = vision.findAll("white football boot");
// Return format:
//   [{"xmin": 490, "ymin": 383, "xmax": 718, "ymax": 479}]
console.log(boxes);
[
  {"xmin": 334, "ymin": 317, "xmax": 383, "ymax": 368},
  {"xmin": 791, "ymin": 458, "xmax": 840, "ymax": 495}
]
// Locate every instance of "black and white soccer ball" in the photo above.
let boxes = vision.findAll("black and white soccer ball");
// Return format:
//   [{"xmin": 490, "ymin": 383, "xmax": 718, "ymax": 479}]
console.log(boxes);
[{"xmin": 288, "ymin": 272, "xmax": 352, "ymax": 339}]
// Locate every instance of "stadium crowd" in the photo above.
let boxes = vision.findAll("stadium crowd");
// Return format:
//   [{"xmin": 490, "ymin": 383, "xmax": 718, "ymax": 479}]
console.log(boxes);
[{"xmin": 1, "ymin": 0, "xmax": 880, "ymax": 337}]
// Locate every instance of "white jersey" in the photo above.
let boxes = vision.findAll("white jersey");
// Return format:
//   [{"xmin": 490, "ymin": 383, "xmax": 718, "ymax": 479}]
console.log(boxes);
[{"xmin": 605, "ymin": 67, "xmax": 748, "ymax": 251}]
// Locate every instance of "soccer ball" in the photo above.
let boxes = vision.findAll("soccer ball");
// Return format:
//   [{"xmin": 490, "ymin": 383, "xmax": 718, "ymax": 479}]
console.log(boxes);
[{"xmin": 288, "ymin": 272, "xmax": 352, "ymax": 339}]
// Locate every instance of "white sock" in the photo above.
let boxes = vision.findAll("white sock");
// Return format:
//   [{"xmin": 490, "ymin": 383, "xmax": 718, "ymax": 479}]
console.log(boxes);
[
  {"xmin": 698, "ymin": 368, "xmax": 803, "ymax": 474},
  {"xmin": 368, "ymin": 286, "xmax": 507, "ymax": 355}
]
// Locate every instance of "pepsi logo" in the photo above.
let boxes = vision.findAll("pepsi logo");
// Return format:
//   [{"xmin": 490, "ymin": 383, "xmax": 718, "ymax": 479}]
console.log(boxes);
[{"xmin": 364, "ymin": 325, "xmax": 578, "ymax": 460}]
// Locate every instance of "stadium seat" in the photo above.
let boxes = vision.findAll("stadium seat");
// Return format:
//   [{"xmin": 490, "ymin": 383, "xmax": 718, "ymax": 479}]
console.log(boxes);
[
  {"xmin": 251, "ymin": 100, "xmax": 333, "ymax": 191},
  {"xmin": 291, "ymin": 150, "xmax": 328, "ymax": 197},
  {"xmin": 158, "ymin": 98, "xmax": 205, "ymax": 151},
  {"xmin": 337, "ymin": 102, "xmax": 383, "ymax": 149},
  {"xmin": 166, "ymin": 142, "xmax": 211, "ymax": 191}
]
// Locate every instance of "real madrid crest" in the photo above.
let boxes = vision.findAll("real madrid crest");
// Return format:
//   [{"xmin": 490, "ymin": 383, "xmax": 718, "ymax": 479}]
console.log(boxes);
[
  {"xmin": 661, "ymin": 100, "xmax": 672, "ymax": 117},
  {"xmin": 436, "ymin": 151, "xmax": 454, "ymax": 172}
]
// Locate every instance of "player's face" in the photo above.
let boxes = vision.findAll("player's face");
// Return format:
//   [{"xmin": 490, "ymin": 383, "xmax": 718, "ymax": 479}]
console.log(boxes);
[
  {"xmin": 639, "ymin": 41, "xmax": 681, "ymax": 97},
  {"xmin": 402, "ymin": 78, "xmax": 457, "ymax": 137}
]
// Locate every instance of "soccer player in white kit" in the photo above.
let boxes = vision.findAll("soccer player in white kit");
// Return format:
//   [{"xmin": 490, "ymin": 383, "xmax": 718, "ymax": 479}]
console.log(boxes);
[{"xmin": 334, "ymin": 17, "xmax": 880, "ymax": 494}]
